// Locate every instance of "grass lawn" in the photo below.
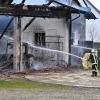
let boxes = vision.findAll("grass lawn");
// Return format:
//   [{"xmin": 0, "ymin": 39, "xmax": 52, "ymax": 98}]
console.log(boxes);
[
  {"xmin": 0, "ymin": 80, "xmax": 99, "ymax": 100},
  {"xmin": 0, "ymin": 79, "xmax": 67, "ymax": 89}
]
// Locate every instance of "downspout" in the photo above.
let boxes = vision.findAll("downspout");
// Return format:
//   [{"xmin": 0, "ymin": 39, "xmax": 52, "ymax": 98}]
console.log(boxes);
[{"xmin": 68, "ymin": 13, "xmax": 72, "ymax": 66}]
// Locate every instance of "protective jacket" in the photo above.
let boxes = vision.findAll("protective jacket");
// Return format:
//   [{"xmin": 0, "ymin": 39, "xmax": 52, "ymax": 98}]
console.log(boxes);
[{"xmin": 89, "ymin": 53, "xmax": 98, "ymax": 65}]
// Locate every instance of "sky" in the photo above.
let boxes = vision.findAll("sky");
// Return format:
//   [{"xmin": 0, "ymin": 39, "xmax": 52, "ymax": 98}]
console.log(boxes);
[
  {"xmin": 12, "ymin": 0, "xmax": 45, "ymax": 5},
  {"xmin": 12, "ymin": 0, "xmax": 100, "ymax": 10},
  {"xmin": 90, "ymin": 0, "xmax": 100, "ymax": 10}
]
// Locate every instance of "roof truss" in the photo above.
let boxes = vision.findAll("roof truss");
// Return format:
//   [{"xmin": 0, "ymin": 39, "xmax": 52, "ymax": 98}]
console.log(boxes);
[
  {"xmin": 0, "ymin": 5, "xmax": 70, "ymax": 18},
  {"xmin": 0, "ymin": 4, "xmax": 96, "ymax": 19}
]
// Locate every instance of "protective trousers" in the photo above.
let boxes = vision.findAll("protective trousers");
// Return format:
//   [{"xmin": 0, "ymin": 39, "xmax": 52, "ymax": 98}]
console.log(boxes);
[{"xmin": 92, "ymin": 64, "xmax": 97, "ymax": 77}]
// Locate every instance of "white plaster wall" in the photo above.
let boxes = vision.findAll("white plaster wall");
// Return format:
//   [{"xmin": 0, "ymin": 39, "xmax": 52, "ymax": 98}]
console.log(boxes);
[
  {"xmin": 22, "ymin": 18, "xmax": 69, "ymax": 63},
  {"xmin": 85, "ymin": 3, "xmax": 100, "ymax": 42}
]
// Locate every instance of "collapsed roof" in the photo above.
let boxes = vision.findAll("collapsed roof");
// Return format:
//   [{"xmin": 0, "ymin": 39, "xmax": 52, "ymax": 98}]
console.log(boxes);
[{"xmin": 0, "ymin": 0, "xmax": 96, "ymax": 19}]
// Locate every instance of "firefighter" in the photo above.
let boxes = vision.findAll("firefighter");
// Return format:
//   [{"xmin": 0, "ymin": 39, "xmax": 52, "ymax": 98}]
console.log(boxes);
[
  {"xmin": 82, "ymin": 53, "xmax": 92, "ymax": 70},
  {"xmin": 89, "ymin": 49, "xmax": 98, "ymax": 77}
]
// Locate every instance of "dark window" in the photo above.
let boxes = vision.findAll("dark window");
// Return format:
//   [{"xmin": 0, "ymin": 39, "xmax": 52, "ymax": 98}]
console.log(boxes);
[{"xmin": 35, "ymin": 33, "xmax": 45, "ymax": 46}]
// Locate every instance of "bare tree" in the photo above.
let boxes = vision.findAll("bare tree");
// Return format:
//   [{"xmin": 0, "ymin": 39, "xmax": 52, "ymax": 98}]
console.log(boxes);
[{"xmin": 89, "ymin": 25, "xmax": 96, "ymax": 48}]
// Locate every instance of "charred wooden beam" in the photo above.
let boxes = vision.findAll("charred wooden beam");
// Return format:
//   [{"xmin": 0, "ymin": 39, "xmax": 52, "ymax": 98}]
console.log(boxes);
[
  {"xmin": 8, "ymin": 0, "xmax": 13, "ymax": 4},
  {"xmin": 53, "ymin": 1, "xmax": 96, "ymax": 19},
  {"xmin": 74, "ymin": 0, "xmax": 81, "ymax": 6},
  {"xmin": 45, "ymin": 0, "xmax": 54, "ymax": 6},
  {"xmin": 0, "ymin": 17, "xmax": 13, "ymax": 39},
  {"xmin": 0, "ymin": 0, "xmax": 9, "ymax": 4},
  {"xmin": 0, "ymin": 5, "xmax": 70, "ymax": 18},
  {"xmin": 0, "ymin": 5, "xmax": 96, "ymax": 19},
  {"xmin": 0, "ymin": 0, "xmax": 13, "ymax": 5},
  {"xmin": 23, "ymin": 17, "xmax": 36, "ymax": 31},
  {"xmin": 21, "ymin": 0, "xmax": 26, "ymax": 4},
  {"xmin": 53, "ymin": 0, "xmax": 89, "ymax": 13}
]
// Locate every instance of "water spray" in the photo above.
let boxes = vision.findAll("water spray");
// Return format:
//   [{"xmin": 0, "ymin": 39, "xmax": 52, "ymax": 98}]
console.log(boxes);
[
  {"xmin": 24, "ymin": 41, "xmax": 82, "ymax": 60},
  {"xmin": 72, "ymin": 45, "xmax": 95, "ymax": 50},
  {"xmin": 3, "ymin": 35, "xmax": 14, "ymax": 41},
  {"xmin": 3, "ymin": 35, "xmax": 82, "ymax": 60}
]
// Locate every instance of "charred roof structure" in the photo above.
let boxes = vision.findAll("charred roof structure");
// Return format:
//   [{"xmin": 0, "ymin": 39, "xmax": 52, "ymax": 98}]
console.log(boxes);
[{"xmin": 0, "ymin": 0, "xmax": 96, "ymax": 19}]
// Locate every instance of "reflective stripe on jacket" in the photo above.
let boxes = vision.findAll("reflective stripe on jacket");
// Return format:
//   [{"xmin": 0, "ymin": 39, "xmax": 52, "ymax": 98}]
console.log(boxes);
[{"xmin": 89, "ymin": 53, "xmax": 98, "ymax": 64}]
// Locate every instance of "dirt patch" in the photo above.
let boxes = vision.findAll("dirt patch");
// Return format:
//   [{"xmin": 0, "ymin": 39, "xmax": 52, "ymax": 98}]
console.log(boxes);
[
  {"xmin": 0, "ymin": 69, "xmax": 99, "ymax": 100},
  {"xmin": 0, "ymin": 67, "xmax": 76, "ymax": 80}
]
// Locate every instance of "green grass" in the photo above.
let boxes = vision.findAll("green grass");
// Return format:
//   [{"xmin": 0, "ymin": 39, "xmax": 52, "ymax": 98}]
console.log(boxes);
[{"xmin": 0, "ymin": 80, "xmax": 67, "ymax": 89}]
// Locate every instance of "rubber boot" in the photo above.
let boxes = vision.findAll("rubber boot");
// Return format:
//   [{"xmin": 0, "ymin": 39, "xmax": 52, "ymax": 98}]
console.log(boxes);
[
  {"xmin": 95, "ymin": 72, "xmax": 97, "ymax": 76},
  {"xmin": 91, "ymin": 71, "xmax": 95, "ymax": 77}
]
